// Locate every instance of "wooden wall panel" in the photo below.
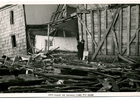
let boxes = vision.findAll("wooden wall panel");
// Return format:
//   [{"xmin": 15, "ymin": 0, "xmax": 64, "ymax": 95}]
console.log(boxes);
[{"xmin": 77, "ymin": 4, "xmax": 140, "ymax": 59}]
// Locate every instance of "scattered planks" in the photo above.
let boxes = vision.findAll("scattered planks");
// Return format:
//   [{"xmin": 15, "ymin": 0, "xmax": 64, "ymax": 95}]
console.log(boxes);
[
  {"xmin": 8, "ymin": 81, "xmax": 100, "ymax": 93},
  {"xmin": 53, "ymin": 64, "xmax": 120, "ymax": 78},
  {"xmin": 53, "ymin": 63, "xmax": 97, "ymax": 71}
]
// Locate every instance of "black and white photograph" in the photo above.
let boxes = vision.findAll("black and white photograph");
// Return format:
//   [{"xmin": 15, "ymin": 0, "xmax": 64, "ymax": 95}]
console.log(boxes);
[{"xmin": 0, "ymin": 0, "xmax": 140, "ymax": 98}]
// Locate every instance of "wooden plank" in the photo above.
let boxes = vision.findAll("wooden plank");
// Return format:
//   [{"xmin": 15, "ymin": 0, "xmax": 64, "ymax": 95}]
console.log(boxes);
[
  {"xmin": 34, "ymin": 72, "xmax": 96, "ymax": 80},
  {"xmin": 111, "ymin": 29, "xmax": 119, "ymax": 53},
  {"xmin": 91, "ymin": 10, "xmax": 95, "ymax": 54},
  {"xmin": 92, "ymin": 8, "xmax": 120, "ymax": 60},
  {"xmin": 118, "ymin": 54, "xmax": 135, "ymax": 64},
  {"xmin": 97, "ymin": 10, "xmax": 101, "ymax": 55},
  {"xmin": 119, "ymin": 8, "xmax": 122, "ymax": 54},
  {"xmin": 63, "ymin": 31, "xmax": 66, "ymax": 37},
  {"xmin": 104, "ymin": 9, "xmax": 107, "ymax": 55},
  {"xmin": 127, "ymin": 6, "xmax": 131, "ymax": 56},
  {"xmin": 112, "ymin": 29, "xmax": 119, "ymax": 62},
  {"xmin": 91, "ymin": 71, "xmax": 120, "ymax": 78},
  {"xmin": 53, "ymin": 63, "xmax": 97, "ymax": 72},
  {"xmin": 47, "ymin": 23, "xmax": 50, "ymax": 52},
  {"xmin": 50, "ymin": 13, "xmax": 55, "ymax": 22},
  {"xmin": 135, "ymin": 5, "xmax": 139, "ymax": 56},
  {"xmin": 53, "ymin": 64, "xmax": 120, "ymax": 78},
  {"xmin": 111, "ymin": 11, "xmax": 116, "ymax": 55},
  {"xmin": 111, "ymin": 30, "xmax": 115, "ymax": 55},
  {"xmin": 77, "ymin": 10, "xmax": 90, "ymax": 14}
]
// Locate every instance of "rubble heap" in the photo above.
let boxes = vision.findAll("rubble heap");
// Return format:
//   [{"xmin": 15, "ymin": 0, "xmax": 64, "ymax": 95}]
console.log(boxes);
[{"xmin": 0, "ymin": 49, "xmax": 140, "ymax": 93}]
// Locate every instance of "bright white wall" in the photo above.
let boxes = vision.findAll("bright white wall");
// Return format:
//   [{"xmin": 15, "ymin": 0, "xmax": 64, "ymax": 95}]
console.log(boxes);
[{"xmin": 35, "ymin": 35, "xmax": 77, "ymax": 52}]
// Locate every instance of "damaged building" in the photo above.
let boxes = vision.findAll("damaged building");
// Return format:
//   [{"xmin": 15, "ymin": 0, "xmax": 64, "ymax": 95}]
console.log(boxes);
[
  {"xmin": 77, "ymin": 4, "xmax": 140, "ymax": 62},
  {"xmin": 0, "ymin": 4, "xmax": 57, "ymax": 56},
  {"xmin": 0, "ymin": 4, "xmax": 140, "ymax": 94},
  {"xmin": 0, "ymin": 4, "xmax": 78, "ymax": 56}
]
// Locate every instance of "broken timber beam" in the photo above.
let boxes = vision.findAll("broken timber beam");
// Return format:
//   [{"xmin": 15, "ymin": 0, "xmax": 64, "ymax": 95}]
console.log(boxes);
[
  {"xmin": 92, "ymin": 8, "xmax": 120, "ymax": 60},
  {"xmin": 53, "ymin": 64, "xmax": 97, "ymax": 72},
  {"xmin": 91, "ymin": 71, "xmax": 120, "ymax": 78},
  {"xmin": 118, "ymin": 54, "xmax": 135, "ymax": 64},
  {"xmin": 34, "ymin": 72, "xmax": 96, "ymax": 80},
  {"xmin": 53, "ymin": 64, "xmax": 120, "ymax": 78}
]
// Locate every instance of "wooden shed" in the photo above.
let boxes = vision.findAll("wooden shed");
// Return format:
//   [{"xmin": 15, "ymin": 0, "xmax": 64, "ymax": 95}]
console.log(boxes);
[{"xmin": 77, "ymin": 4, "xmax": 140, "ymax": 61}]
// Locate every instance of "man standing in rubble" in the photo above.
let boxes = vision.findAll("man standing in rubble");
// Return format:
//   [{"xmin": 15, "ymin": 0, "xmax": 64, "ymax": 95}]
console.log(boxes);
[{"xmin": 77, "ymin": 40, "xmax": 85, "ymax": 60}]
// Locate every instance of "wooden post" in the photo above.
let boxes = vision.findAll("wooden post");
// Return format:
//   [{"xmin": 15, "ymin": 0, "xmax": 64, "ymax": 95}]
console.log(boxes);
[
  {"xmin": 111, "ymin": 34, "xmax": 115, "ymax": 55},
  {"xmin": 111, "ymin": 29, "xmax": 119, "ymax": 53},
  {"xmin": 97, "ymin": 10, "xmax": 101, "ymax": 55},
  {"xmin": 127, "ymin": 6, "xmax": 131, "ymax": 56},
  {"xmin": 63, "ymin": 31, "xmax": 66, "ymax": 38},
  {"xmin": 111, "ymin": 11, "xmax": 115, "ymax": 55},
  {"xmin": 47, "ymin": 23, "xmax": 50, "ymax": 52},
  {"xmin": 119, "ymin": 8, "xmax": 122, "ymax": 54},
  {"xmin": 81, "ymin": 14, "xmax": 83, "ymax": 40},
  {"xmin": 84, "ymin": 13, "xmax": 88, "ymax": 51},
  {"xmin": 104, "ymin": 9, "xmax": 107, "ymax": 55},
  {"xmin": 91, "ymin": 10, "xmax": 95, "ymax": 54},
  {"xmin": 136, "ymin": 5, "xmax": 139, "ymax": 56},
  {"xmin": 84, "ymin": 4, "xmax": 88, "ymax": 51}
]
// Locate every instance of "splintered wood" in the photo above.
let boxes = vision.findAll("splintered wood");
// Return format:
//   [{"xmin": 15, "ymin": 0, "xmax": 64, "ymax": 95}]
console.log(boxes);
[
  {"xmin": 1, "ymin": 55, "xmax": 140, "ymax": 93},
  {"xmin": 0, "ymin": 48, "xmax": 140, "ymax": 93}
]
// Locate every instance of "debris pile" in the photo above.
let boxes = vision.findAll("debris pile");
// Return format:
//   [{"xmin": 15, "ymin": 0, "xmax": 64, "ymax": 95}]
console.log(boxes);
[{"xmin": 0, "ymin": 49, "xmax": 140, "ymax": 93}]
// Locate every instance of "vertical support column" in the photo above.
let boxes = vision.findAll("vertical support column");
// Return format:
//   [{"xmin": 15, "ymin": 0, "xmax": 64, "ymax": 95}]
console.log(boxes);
[
  {"xmin": 97, "ymin": 10, "xmax": 101, "ymax": 55},
  {"xmin": 47, "ymin": 23, "xmax": 50, "ymax": 52},
  {"xmin": 119, "ymin": 8, "xmax": 122, "ymax": 54},
  {"xmin": 104, "ymin": 9, "xmax": 107, "ymax": 55},
  {"xmin": 84, "ymin": 4, "xmax": 88, "ymax": 51},
  {"xmin": 63, "ymin": 31, "xmax": 66, "ymax": 38},
  {"xmin": 84, "ymin": 13, "xmax": 88, "ymax": 51},
  {"xmin": 136, "ymin": 5, "xmax": 139, "ymax": 56},
  {"xmin": 127, "ymin": 6, "xmax": 131, "ymax": 56},
  {"xmin": 111, "ymin": 11, "xmax": 115, "ymax": 55},
  {"xmin": 91, "ymin": 10, "xmax": 95, "ymax": 54},
  {"xmin": 80, "ymin": 14, "xmax": 83, "ymax": 40}
]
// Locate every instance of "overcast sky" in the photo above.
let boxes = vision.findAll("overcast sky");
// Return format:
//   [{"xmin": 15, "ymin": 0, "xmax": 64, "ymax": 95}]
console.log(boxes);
[{"xmin": 0, "ymin": 4, "xmax": 6, "ymax": 7}]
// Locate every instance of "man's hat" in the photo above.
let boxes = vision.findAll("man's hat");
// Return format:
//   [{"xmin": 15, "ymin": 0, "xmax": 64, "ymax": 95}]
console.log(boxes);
[{"xmin": 81, "ymin": 40, "xmax": 85, "ymax": 42}]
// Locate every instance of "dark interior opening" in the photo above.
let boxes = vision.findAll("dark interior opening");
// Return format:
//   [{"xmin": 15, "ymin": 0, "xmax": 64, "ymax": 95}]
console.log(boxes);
[
  {"xmin": 11, "ymin": 35, "xmax": 16, "ymax": 47},
  {"xmin": 10, "ymin": 10, "xmax": 14, "ymax": 24}
]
